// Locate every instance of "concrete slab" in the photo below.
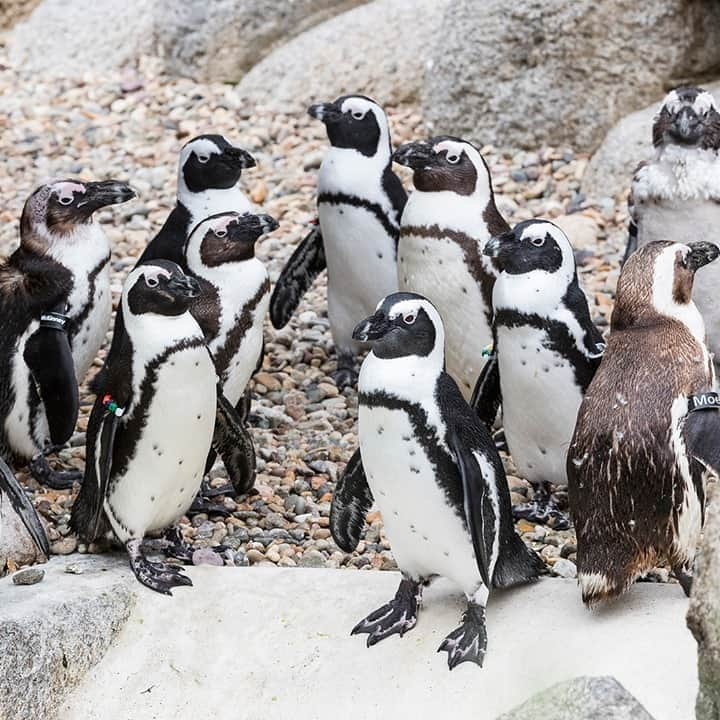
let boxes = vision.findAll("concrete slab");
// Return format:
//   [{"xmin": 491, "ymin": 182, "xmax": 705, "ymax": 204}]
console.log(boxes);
[{"xmin": 58, "ymin": 567, "xmax": 696, "ymax": 720}]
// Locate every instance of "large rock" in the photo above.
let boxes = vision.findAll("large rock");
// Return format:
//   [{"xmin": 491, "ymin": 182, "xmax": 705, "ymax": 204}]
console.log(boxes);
[
  {"xmin": 0, "ymin": 490, "xmax": 45, "ymax": 571},
  {"xmin": 582, "ymin": 82, "xmax": 720, "ymax": 202},
  {"xmin": 422, "ymin": 0, "xmax": 720, "ymax": 153},
  {"xmin": 0, "ymin": 555, "xmax": 136, "ymax": 720},
  {"xmin": 496, "ymin": 677, "xmax": 655, "ymax": 720},
  {"xmin": 688, "ymin": 489, "xmax": 720, "ymax": 720},
  {"xmin": 236, "ymin": 0, "xmax": 450, "ymax": 111},
  {"xmin": 8, "ymin": 0, "xmax": 156, "ymax": 77},
  {"xmin": 156, "ymin": 0, "xmax": 365, "ymax": 83}
]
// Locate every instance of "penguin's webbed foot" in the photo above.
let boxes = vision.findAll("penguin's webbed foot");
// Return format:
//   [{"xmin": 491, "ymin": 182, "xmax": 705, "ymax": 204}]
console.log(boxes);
[
  {"xmin": 438, "ymin": 602, "xmax": 488, "ymax": 670},
  {"xmin": 29, "ymin": 453, "xmax": 82, "ymax": 490},
  {"xmin": 158, "ymin": 527, "xmax": 228, "ymax": 565},
  {"xmin": 352, "ymin": 576, "xmax": 421, "ymax": 646},
  {"xmin": 512, "ymin": 481, "xmax": 571, "ymax": 530},
  {"xmin": 127, "ymin": 539, "xmax": 193, "ymax": 595},
  {"xmin": 332, "ymin": 353, "xmax": 357, "ymax": 390},
  {"xmin": 187, "ymin": 495, "xmax": 233, "ymax": 517}
]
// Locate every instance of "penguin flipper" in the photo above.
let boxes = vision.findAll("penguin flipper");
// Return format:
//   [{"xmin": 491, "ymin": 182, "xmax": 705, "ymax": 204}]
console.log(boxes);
[
  {"xmin": 330, "ymin": 448, "xmax": 373, "ymax": 552},
  {"xmin": 213, "ymin": 391, "xmax": 256, "ymax": 495},
  {"xmin": 23, "ymin": 316, "xmax": 79, "ymax": 447},
  {"xmin": 0, "ymin": 457, "xmax": 50, "ymax": 558},
  {"xmin": 269, "ymin": 224, "xmax": 326, "ymax": 329},
  {"xmin": 470, "ymin": 356, "xmax": 501, "ymax": 430},
  {"xmin": 622, "ymin": 220, "xmax": 639, "ymax": 266}
]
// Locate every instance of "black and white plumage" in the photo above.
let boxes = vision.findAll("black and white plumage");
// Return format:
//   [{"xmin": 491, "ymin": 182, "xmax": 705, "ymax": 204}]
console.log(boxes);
[
  {"xmin": 330, "ymin": 292, "xmax": 542, "ymax": 669},
  {"xmin": 472, "ymin": 220, "xmax": 604, "ymax": 528},
  {"xmin": 569, "ymin": 240, "xmax": 720, "ymax": 605},
  {"xmin": 71, "ymin": 261, "xmax": 218, "ymax": 595},
  {"xmin": 270, "ymin": 95, "xmax": 406, "ymax": 388},
  {"xmin": 624, "ymin": 86, "xmax": 720, "ymax": 369},
  {"xmin": 183, "ymin": 211, "xmax": 278, "ymax": 495},
  {"xmin": 394, "ymin": 136, "xmax": 509, "ymax": 399},
  {"xmin": 0, "ymin": 456, "xmax": 50, "ymax": 560},
  {"xmin": 0, "ymin": 180, "xmax": 133, "ymax": 489},
  {"xmin": 139, "ymin": 135, "xmax": 255, "ymax": 268}
]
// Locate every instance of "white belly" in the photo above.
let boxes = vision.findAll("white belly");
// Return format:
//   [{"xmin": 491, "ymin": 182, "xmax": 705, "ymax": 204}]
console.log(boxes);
[
  {"xmin": 398, "ymin": 234, "xmax": 492, "ymax": 399},
  {"xmin": 320, "ymin": 204, "xmax": 398, "ymax": 353},
  {"xmin": 359, "ymin": 404, "xmax": 481, "ymax": 594},
  {"xmin": 637, "ymin": 201, "xmax": 720, "ymax": 364},
  {"xmin": 71, "ymin": 264, "xmax": 112, "ymax": 381},
  {"xmin": 498, "ymin": 326, "xmax": 583, "ymax": 486},
  {"xmin": 106, "ymin": 347, "xmax": 216, "ymax": 541}
]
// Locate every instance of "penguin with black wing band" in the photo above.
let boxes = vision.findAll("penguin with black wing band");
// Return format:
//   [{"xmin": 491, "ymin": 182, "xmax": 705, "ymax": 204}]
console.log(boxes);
[
  {"xmin": 270, "ymin": 95, "xmax": 406, "ymax": 388},
  {"xmin": 71, "ymin": 261, "xmax": 219, "ymax": 595},
  {"xmin": 471, "ymin": 220, "xmax": 604, "ymax": 528},
  {"xmin": 569, "ymin": 240, "xmax": 720, "ymax": 605},
  {"xmin": 330, "ymin": 292, "xmax": 542, "ymax": 669}
]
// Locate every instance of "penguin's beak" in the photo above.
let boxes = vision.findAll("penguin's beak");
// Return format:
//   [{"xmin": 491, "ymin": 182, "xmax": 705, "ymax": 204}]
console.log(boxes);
[
  {"xmin": 671, "ymin": 106, "xmax": 701, "ymax": 145},
  {"xmin": 483, "ymin": 232, "xmax": 517, "ymax": 271},
  {"xmin": 308, "ymin": 102, "xmax": 342, "ymax": 124},
  {"xmin": 353, "ymin": 311, "xmax": 391, "ymax": 342},
  {"xmin": 686, "ymin": 241, "xmax": 720, "ymax": 272},
  {"xmin": 227, "ymin": 214, "xmax": 279, "ymax": 242},
  {"xmin": 167, "ymin": 274, "xmax": 201, "ymax": 299},
  {"xmin": 0, "ymin": 458, "xmax": 50, "ymax": 558},
  {"xmin": 80, "ymin": 181, "xmax": 136, "ymax": 213},
  {"xmin": 392, "ymin": 142, "xmax": 435, "ymax": 170},
  {"xmin": 225, "ymin": 146, "xmax": 256, "ymax": 170}
]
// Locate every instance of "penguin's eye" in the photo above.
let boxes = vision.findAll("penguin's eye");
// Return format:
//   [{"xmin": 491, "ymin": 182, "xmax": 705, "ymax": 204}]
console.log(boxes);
[
  {"xmin": 58, "ymin": 195, "xmax": 74, "ymax": 206},
  {"xmin": 146, "ymin": 276, "xmax": 159, "ymax": 288},
  {"xmin": 215, "ymin": 229, "xmax": 227, "ymax": 238},
  {"xmin": 446, "ymin": 154, "xmax": 460, "ymax": 164},
  {"xmin": 197, "ymin": 154, "xmax": 210, "ymax": 164},
  {"xmin": 352, "ymin": 111, "xmax": 365, "ymax": 120},
  {"xmin": 530, "ymin": 236, "xmax": 545, "ymax": 247},
  {"xmin": 402, "ymin": 313, "xmax": 417, "ymax": 325}
]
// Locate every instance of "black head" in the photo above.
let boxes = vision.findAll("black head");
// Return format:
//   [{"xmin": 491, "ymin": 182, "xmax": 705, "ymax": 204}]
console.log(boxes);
[
  {"xmin": 179, "ymin": 135, "xmax": 256, "ymax": 195},
  {"xmin": 21, "ymin": 179, "xmax": 135, "ymax": 245},
  {"xmin": 308, "ymin": 95, "xmax": 387, "ymax": 157},
  {"xmin": 653, "ymin": 87, "xmax": 720, "ymax": 150},
  {"xmin": 352, "ymin": 292, "xmax": 442, "ymax": 361},
  {"xmin": 187, "ymin": 211, "xmax": 279, "ymax": 267},
  {"xmin": 484, "ymin": 219, "xmax": 571, "ymax": 276},
  {"xmin": 393, "ymin": 136, "xmax": 488, "ymax": 195},
  {"xmin": 125, "ymin": 260, "xmax": 200, "ymax": 317}
]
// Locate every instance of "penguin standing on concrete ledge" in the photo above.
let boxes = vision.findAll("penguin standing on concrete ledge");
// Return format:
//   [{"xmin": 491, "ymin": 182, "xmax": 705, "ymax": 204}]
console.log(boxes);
[
  {"xmin": 0, "ymin": 180, "xmax": 133, "ymax": 489},
  {"xmin": 139, "ymin": 135, "xmax": 256, "ymax": 268},
  {"xmin": 270, "ymin": 95, "xmax": 406, "ymax": 388},
  {"xmin": 569, "ymin": 240, "xmax": 720, "ymax": 605},
  {"xmin": 624, "ymin": 86, "xmax": 720, "ymax": 370},
  {"xmin": 472, "ymin": 220, "xmax": 604, "ymax": 528},
  {"xmin": 330, "ymin": 292, "xmax": 542, "ymax": 669},
  {"xmin": 394, "ymin": 136, "xmax": 509, "ymax": 399},
  {"xmin": 72, "ymin": 261, "xmax": 218, "ymax": 594}
]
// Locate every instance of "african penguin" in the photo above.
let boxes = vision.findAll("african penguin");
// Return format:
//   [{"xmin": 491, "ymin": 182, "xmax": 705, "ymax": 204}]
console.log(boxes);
[
  {"xmin": 0, "ymin": 180, "xmax": 133, "ymax": 489},
  {"xmin": 183, "ymin": 211, "xmax": 278, "ymax": 497},
  {"xmin": 569, "ymin": 240, "xmax": 720, "ymax": 605},
  {"xmin": 139, "ymin": 135, "xmax": 256, "ymax": 268},
  {"xmin": 393, "ymin": 136, "xmax": 509, "ymax": 400},
  {"xmin": 624, "ymin": 86, "xmax": 720, "ymax": 371},
  {"xmin": 71, "ymin": 261, "xmax": 218, "ymax": 594},
  {"xmin": 270, "ymin": 95, "xmax": 406, "ymax": 388},
  {"xmin": 472, "ymin": 220, "xmax": 604, "ymax": 528},
  {"xmin": 330, "ymin": 292, "xmax": 542, "ymax": 669}
]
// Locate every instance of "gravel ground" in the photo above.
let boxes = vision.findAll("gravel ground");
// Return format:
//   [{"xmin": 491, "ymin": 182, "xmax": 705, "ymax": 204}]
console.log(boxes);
[{"xmin": 0, "ymin": 51, "xmax": 675, "ymax": 583}]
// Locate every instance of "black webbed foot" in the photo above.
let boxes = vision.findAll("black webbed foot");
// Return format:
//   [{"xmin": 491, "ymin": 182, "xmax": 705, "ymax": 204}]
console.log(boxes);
[
  {"xmin": 438, "ymin": 602, "xmax": 488, "ymax": 670},
  {"xmin": 127, "ymin": 539, "xmax": 193, "ymax": 595},
  {"xmin": 333, "ymin": 353, "xmax": 357, "ymax": 390},
  {"xmin": 187, "ymin": 495, "xmax": 232, "ymax": 517},
  {"xmin": 158, "ymin": 527, "xmax": 228, "ymax": 565},
  {"xmin": 29, "ymin": 452, "xmax": 82, "ymax": 490},
  {"xmin": 352, "ymin": 577, "xmax": 421, "ymax": 646},
  {"xmin": 512, "ymin": 481, "xmax": 571, "ymax": 530}
]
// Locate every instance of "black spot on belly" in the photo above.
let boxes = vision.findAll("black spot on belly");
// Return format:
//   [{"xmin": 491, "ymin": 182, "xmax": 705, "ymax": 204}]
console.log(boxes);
[
  {"xmin": 410, "ymin": 466, "xmax": 420, "ymax": 474},
  {"xmin": 402, "ymin": 435, "xmax": 411, "ymax": 442},
  {"xmin": 377, "ymin": 252, "xmax": 383, "ymax": 259},
  {"xmin": 197, "ymin": 414, "xmax": 202, "ymax": 420},
  {"xmin": 150, "ymin": 496, "xmax": 155, "ymax": 502},
  {"xmin": 462, "ymin": 287, "xmax": 467, "ymax": 294},
  {"xmin": 178, "ymin": 459, "xmax": 183, "ymax": 465},
  {"xmin": 409, "ymin": 450, "xmax": 415, "ymax": 456},
  {"xmin": 339, "ymin": 209, "xmax": 344, "ymax": 215},
  {"xmin": 539, "ymin": 447, "xmax": 547, "ymax": 455},
  {"xmin": 377, "ymin": 426, "xmax": 384, "ymax": 435},
  {"xmin": 82, "ymin": 339, "xmax": 88, "ymax": 346}
]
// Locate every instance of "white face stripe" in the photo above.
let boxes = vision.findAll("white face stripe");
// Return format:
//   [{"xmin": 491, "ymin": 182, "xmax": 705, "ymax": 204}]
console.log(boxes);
[
  {"xmin": 431, "ymin": 139, "xmax": 490, "ymax": 197},
  {"xmin": 50, "ymin": 181, "xmax": 86, "ymax": 202},
  {"xmin": 179, "ymin": 138, "xmax": 223, "ymax": 169},
  {"xmin": 125, "ymin": 265, "xmax": 171, "ymax": 294},
  {"xmin": 340, "ymin": 97, "xmax": 378, "ymax": 118},
  {"xmin": 663, "ymin": 89, "xmax": 717, "ymax": 116}
]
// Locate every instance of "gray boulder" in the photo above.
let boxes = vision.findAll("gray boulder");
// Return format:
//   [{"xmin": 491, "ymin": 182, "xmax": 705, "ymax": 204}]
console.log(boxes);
[
  {"xmin": 0, "ymin": 490, "xmax": 45, "ymax": 571},
  {"xmin": 582, "ymin": 82, "xmax": 720, "ymax": 203},
  {"xmin": 236, "ymin": 0, "xmax": 450, "ymax": 111},
  {"xmin": 422, "ymin": 0, "xmax": 720, "ymax": 153},
  {"xmin": 688, "ymin": 490, "xmax": 720, "ymax": 720},
  {"xmin": 497, "ymin": 676, "xmax": 655, "ymax": 720},
  {"xmin": 0, "ymin": 555, "xmax": 136, "ymax": 720},
  {"xmin": 155, "ymin": 0, "xmax": 365, "ymax": 83}
]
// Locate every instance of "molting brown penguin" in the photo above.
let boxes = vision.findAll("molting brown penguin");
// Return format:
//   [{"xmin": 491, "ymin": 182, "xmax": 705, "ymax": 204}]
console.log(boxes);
[{"xmin": 568, "ymin": 240, "xmax": 720, "ymax": 605}]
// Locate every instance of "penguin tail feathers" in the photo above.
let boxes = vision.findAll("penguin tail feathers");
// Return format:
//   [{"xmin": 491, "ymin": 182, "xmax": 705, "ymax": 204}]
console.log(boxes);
[
  {"xmin": 578, "ymin": 571, "xmax": 632, "ymax": 607},
  {"xmin": 492, "ymin": 532, "xmax": 545, "ymax": 589}
]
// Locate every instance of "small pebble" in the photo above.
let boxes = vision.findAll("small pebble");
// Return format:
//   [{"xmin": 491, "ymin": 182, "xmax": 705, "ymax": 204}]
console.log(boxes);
[{"xmin": 13, "ymin": 568, "xmax": 45, "ymax": 586}]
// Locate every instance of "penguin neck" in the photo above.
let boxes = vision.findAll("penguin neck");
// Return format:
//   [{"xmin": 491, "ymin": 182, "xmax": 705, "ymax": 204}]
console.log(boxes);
[
  {"xmin": 359, "ymin": 350, "xmax": 443, "ymax": 404},
  {"xmin": 43, "ymin": 222, "xmax": 109, "ymax": 267},
  {"xmin": 178, "ymin": 181, "xmax": 251, "ymax": 228},
  {"xmin": 493, "ymin": 265, "xmax": 576, "ymax": 317},
  {"xmin": 320, "ymin": 141, "xmax": 391, "ymax": 197},
  {"xmin": 402, "ymin": 186, "xmax": 492, "ymax": 237}
]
